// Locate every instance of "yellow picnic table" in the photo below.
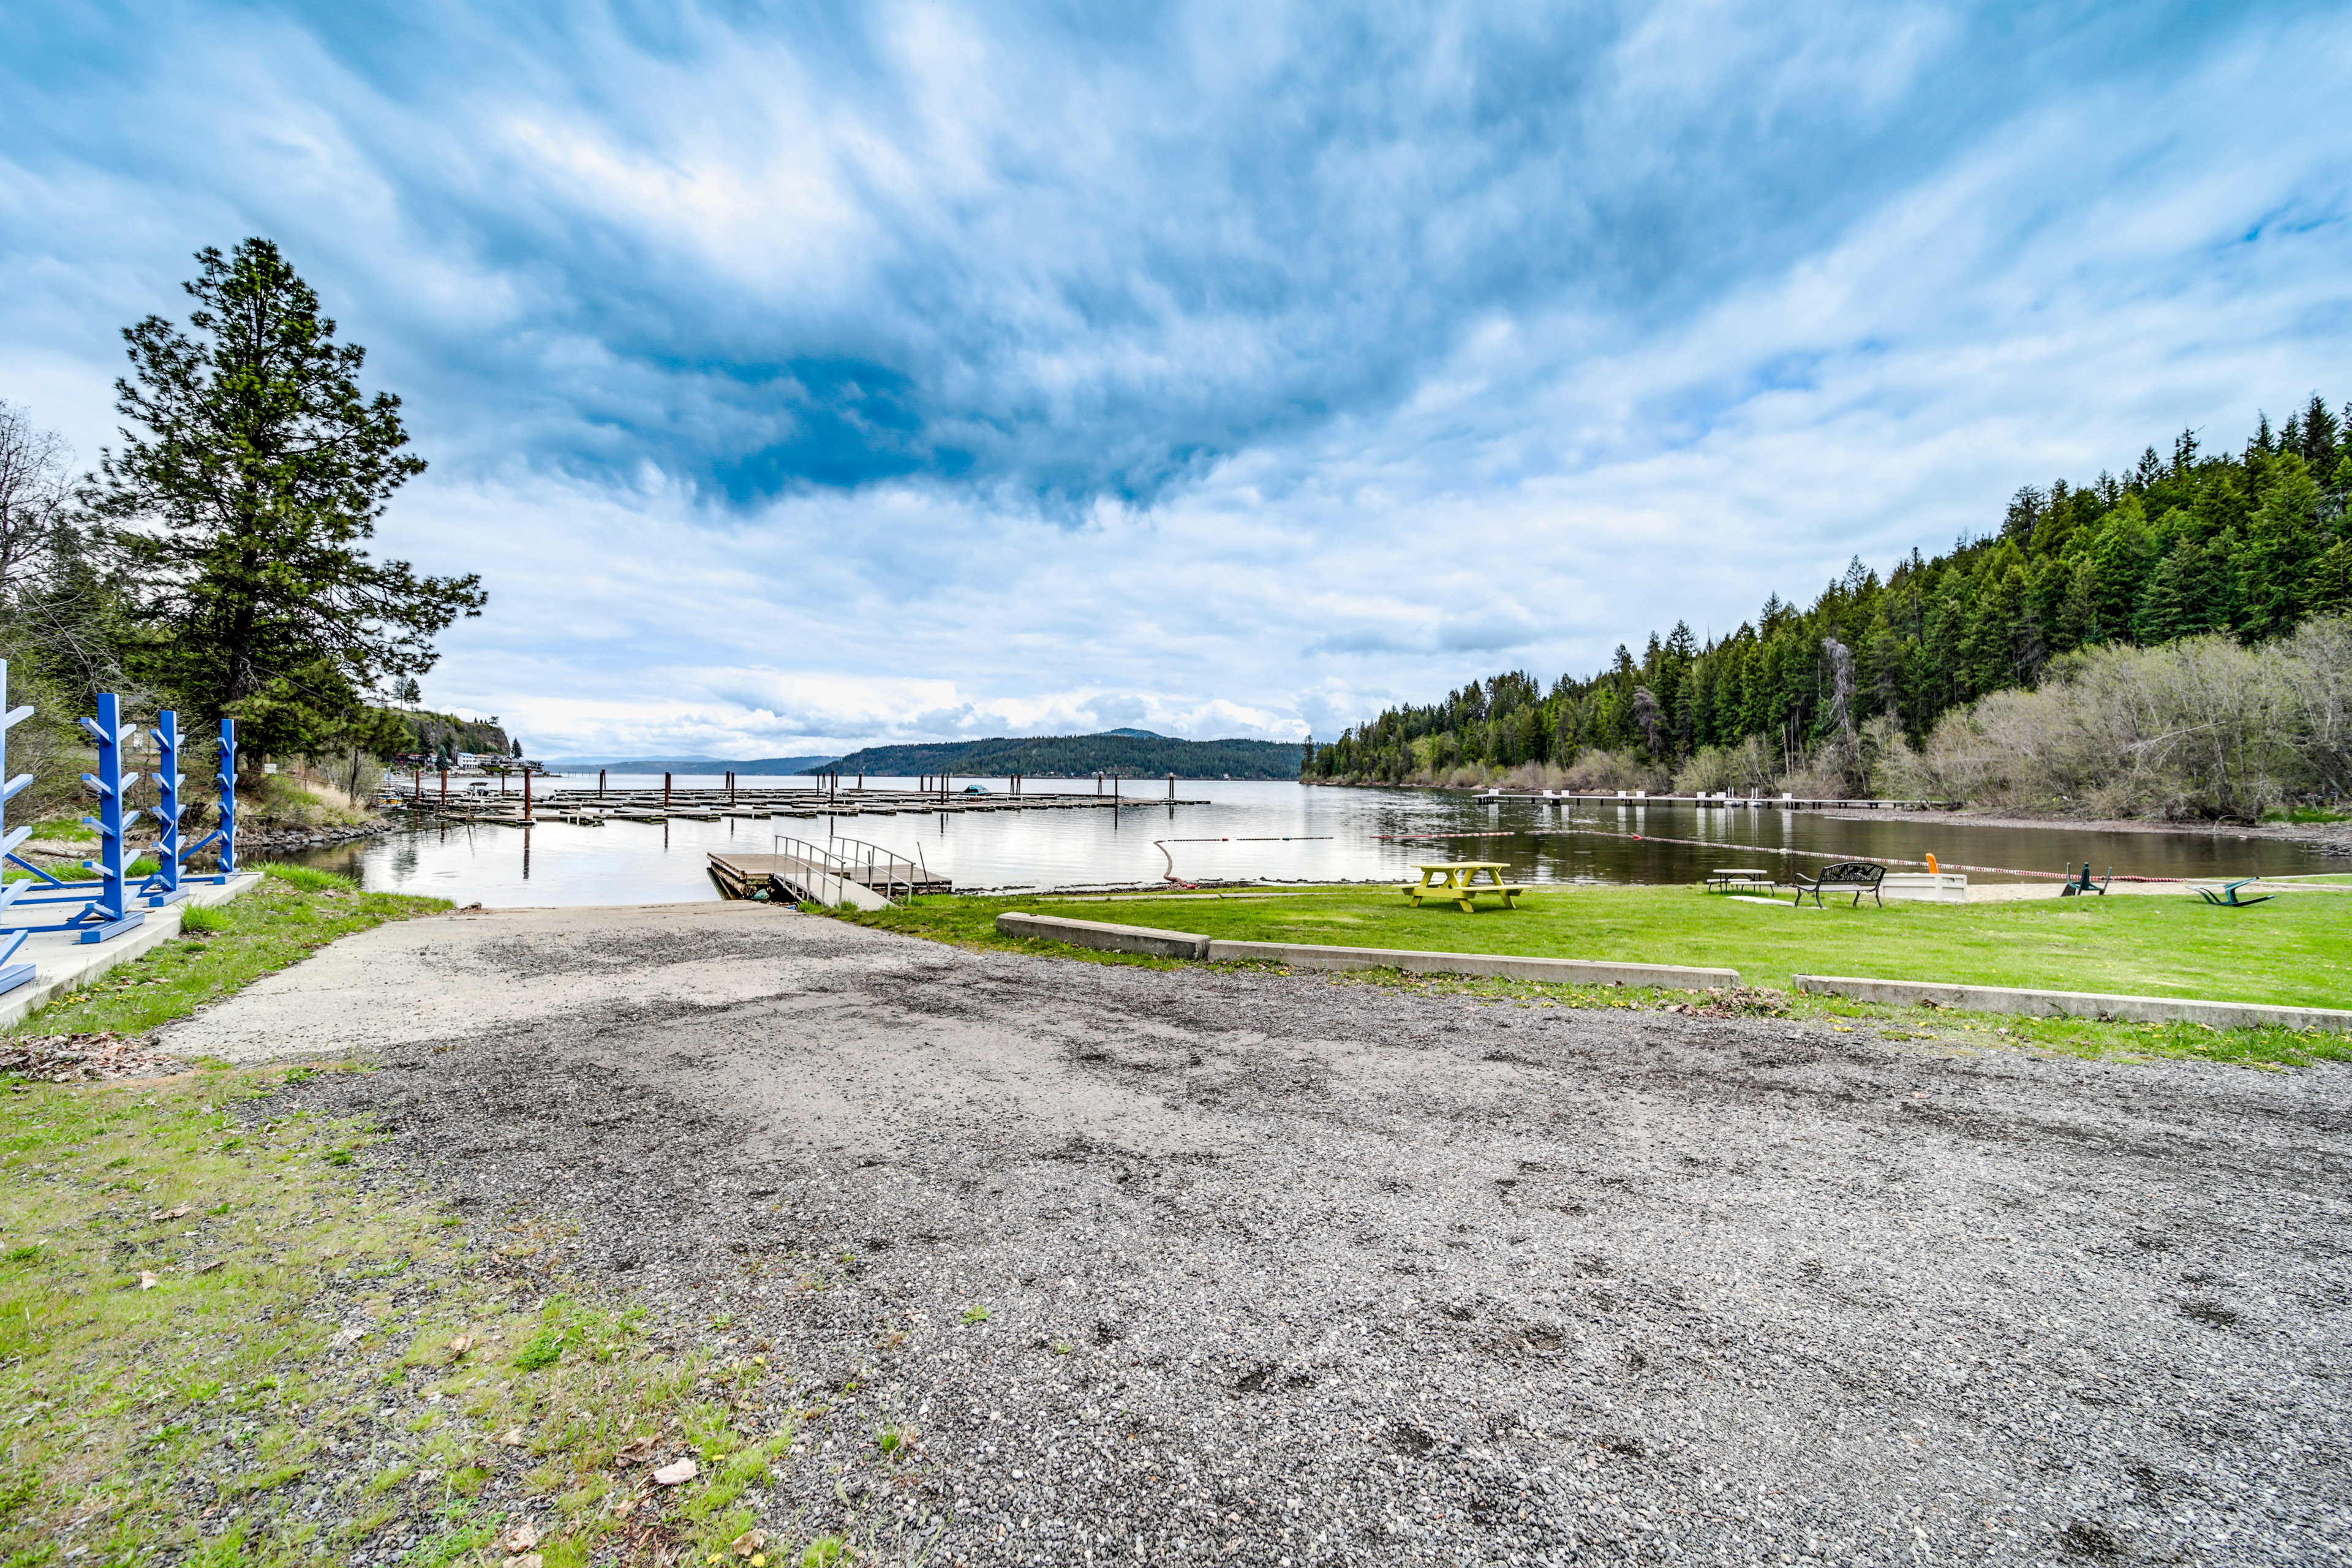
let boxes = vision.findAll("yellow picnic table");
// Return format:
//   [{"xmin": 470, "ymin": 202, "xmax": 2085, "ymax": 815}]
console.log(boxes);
[{"xmin": 1402, "ymin": 861, "xmax": 1526, "ymax": 911}]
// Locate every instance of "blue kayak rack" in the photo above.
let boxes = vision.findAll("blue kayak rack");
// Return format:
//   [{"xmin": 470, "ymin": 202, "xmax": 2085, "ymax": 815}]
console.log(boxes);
[
  {"xmin": 132, "ymin": 710, "xmax": 190, "ymax": 908},
  {"xmin": 0, "ymin": 666, "xmax": 37, "ymax": 992},
  {"xmin": 1, "ymin": 689, "xmax": 147, "ymax": 944},
  {"xmin": 179, "ymin": 718, "xmax": 238, "ymax": 884}
]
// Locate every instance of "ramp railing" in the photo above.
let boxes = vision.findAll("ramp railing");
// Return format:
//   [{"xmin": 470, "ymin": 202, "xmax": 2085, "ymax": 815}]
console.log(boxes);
[{"xmin": 827, "ymin": 834, "xmax": 935, "ymax": 900}]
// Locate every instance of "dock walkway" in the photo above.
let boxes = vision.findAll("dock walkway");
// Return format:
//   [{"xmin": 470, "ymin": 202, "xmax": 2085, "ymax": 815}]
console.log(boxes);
[
  {"xmin": 705, "ymin": 848, "xmax": 948, "ymax": 908},
  {"xmin": 380, "ymin": 782, "xmax": 1210, "ymax": 827}
]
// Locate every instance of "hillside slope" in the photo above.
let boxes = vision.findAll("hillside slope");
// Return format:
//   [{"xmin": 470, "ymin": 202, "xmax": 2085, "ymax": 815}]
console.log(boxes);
[{"xmin": 816, "ymin": 733, "xmax": 1307, "ymax": 778}]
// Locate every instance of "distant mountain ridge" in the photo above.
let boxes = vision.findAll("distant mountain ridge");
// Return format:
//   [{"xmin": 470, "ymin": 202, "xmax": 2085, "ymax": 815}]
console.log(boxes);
[
  {"xmin": 543, "ymin": 755, "xmax": 840, "ymax": 774},
  {"xmin": 813, "ymin": 732, "xmax": 1306, "ymax": 778}
]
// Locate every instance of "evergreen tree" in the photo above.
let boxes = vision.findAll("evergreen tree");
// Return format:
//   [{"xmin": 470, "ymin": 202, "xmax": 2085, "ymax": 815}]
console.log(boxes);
[
  {"xmin": 91, "ymin": 239, "xmax": 485, "ymax": 766},
  {"xmin": 2239, "ymin": 454, "xmax": 2323, "ymax": 639},
  {"xmin": 2309, "ymin": 540, "xmax": 2352, "ymax": 618},
  {"xmin": 2088, "ymin": 496, "xmax": 2153, "ymax": 638}
]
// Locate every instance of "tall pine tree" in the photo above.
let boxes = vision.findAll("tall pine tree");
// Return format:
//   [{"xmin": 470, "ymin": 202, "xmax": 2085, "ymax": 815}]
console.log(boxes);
[{"xmin": 92, "ymin": 239, "xmax": 485, "ymax": 765}]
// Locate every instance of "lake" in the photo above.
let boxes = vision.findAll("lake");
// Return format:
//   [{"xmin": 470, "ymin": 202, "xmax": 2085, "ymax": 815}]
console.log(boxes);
[{"xmin": 287, "ymin": 776, "xmax": 2338, "ymax": 905}]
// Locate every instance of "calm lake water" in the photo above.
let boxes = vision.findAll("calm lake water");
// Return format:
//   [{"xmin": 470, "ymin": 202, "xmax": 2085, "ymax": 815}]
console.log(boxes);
[{"xmin": 288, "ymin": 776, "xmax": 2339, "ymax": 905}]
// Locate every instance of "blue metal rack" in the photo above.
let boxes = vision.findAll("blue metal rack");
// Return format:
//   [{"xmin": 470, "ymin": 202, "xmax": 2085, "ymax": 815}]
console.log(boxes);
[
  {"xmin": 134, "ymin": 710, "xmax": 189, "ymax": 907},
  {"xmin": 179, "ymin": 717, "xmax": 237, "ymax": 883},
  {"xmin": 1, "ymin": 692, "xmax": 146, "ymax": 943},
  {"xmin": 0, "ymin": 664, "xmax": 39, "ymax": 993}
]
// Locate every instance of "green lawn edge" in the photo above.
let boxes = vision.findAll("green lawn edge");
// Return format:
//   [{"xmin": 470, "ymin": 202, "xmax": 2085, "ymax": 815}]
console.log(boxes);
[{"xmin": 826, "ymin": 884, "xmax": 2352, "ymax": 1069}]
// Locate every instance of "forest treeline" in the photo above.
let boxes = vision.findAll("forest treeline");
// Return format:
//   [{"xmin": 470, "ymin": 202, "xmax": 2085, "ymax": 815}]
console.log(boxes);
[{"xmin": 1306, "ymin": 398, "xmax": 2352, "ymax": 820}]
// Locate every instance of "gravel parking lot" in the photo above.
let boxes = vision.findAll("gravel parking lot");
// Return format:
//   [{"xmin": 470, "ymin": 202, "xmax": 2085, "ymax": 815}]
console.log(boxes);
[{"xmin": 172, "ymin": 904, "xmax": 2352, "ymax": 1566}]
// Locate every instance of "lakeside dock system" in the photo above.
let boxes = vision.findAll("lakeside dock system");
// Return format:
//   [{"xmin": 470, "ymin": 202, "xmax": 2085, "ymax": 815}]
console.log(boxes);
[
  {"xmin": 377, "ymin": 776, "xmax": 1217, "ymax": 903},
  {"xmin": 379, "ymin": 776, "xmax": 1213, "ymax": 828}
]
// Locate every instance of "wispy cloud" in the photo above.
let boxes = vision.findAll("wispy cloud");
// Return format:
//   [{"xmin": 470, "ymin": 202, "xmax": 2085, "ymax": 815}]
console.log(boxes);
[{"xmin": 2, "ymin": 2, "xmax": 2345, "ymax": 752}]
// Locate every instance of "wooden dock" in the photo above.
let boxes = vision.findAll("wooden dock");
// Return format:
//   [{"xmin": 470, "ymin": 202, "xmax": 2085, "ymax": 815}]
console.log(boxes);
[
  {"xmin": 380, "ymin": 782, "xmax": 1209, "ymax": 827},
  {"xmin": 706, "ymin": 848, "xmax": 948, "ymax": 907}
]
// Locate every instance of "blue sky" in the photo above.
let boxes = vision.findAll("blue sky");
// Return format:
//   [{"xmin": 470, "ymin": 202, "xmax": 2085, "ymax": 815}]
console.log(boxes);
[{"xmin": 4, "ymin": 1, "xmax": 2348, "ymax": 756}]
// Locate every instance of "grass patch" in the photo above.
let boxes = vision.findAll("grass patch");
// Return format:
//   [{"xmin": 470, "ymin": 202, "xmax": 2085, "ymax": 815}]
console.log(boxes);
[
  {"xmin": 4, "ymin": 856, "xmax": 161, "ymax": 883},
  {"xmin": 7, "ymin": 873, "xmax": 441, "ymax": 1041},
  {"xmin": 246, "ymin": 861, "xmax": 358, "ymax": 895},
  {"xmin": 832, "ymin": 884, "xmax": 2352, "ymax": 1066},
  {"xmin": 2266, "ymin": 806, "xmax": 2351, "ymax": 824},
  {"xmin": 0, "ymin": 1067, "xmax": 816, "ymax": 1562}
]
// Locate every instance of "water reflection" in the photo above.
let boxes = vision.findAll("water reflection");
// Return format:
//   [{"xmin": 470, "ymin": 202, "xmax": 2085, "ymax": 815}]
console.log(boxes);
[{"xmin": 285, "ymin": 777, "xmax": 2337, "ymax": 905}]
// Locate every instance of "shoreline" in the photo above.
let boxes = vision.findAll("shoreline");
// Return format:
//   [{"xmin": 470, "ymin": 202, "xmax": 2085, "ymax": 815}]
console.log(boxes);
[{"xmin": 1816, "ymin": 807, "xmax": 2351, "ymax": 856}]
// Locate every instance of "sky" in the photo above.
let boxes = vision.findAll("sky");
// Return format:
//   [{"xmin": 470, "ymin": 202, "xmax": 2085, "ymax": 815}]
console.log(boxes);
[{"xmin": 4, "ymin": 2, "xmax": 2348, "ymax": 759}]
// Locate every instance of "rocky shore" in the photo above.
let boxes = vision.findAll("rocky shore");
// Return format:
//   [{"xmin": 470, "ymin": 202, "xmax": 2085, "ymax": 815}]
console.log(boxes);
[{"xmin": 233, "ymin": 816, "xmax": 396, "ymax": 856}]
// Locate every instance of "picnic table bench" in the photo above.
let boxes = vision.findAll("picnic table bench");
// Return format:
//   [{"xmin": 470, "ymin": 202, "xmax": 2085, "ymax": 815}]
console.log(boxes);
[
  {"xmin": 1401, "ymin": 862, "xmax": 1526, "ymax": 911},
  {"xmin": 1706, "ymin": 867, "xmax": 1774, "ymax": 892},
  {"xmin": 1790, "ymin": 861, "xmax": 1887, "ymax": 908}
]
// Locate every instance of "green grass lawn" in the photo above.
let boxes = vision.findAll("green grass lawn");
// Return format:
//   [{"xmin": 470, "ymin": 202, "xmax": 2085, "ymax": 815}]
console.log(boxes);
[
  {"xmin": 0, "ymin": 870, "xmax": 858, "ymax": 1563},
  {"xmin": 845, "ymin": 882, "xmax": 2352, "ymax": 1009},
  {"xmin": 0, "ymin": 1065, "xmax": 810, "ymax": 1564},
  {"xmin": 9, "ymin": 867, "xmax": 447, "ymax": 1040}
]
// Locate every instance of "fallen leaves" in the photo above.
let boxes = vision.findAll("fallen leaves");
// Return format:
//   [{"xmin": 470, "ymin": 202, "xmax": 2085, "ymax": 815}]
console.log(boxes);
[
  {"xmin": 729, "ymin": 1529, "xmax": 769, "ymax": 1558},
  {"xmin": 1657, "ymin": 986, "xmax": 1795, "ymax": 1020},
  {"xmin": 652, "ymin": 1456, "xmax": 698, "ymax": 1486},
  {"xmin": 612, "ymin": 1433, "xmax": 655, "ymax": 1466},
  {"xmin": 496, "ymin": 1521, "xmax": 538, "ymax": 1553},
  {"xmin": 447, "ymin": 1334, "xmax": 474, "ymax": 1356},
  {"xmin": 137, "ymin": 1270, "xmax": 159, "ymax": 1289},
  {"xmin": 1, "ymin": 1033, "xmax": 186, "ymax": 1082},
  {"xmin": 499, "ymin": 1426, "xmax": 527, "ymax": 1448},
  {"xmin": 149, "ymin": 1205, "xmax": 190, "ymax": 1222}
]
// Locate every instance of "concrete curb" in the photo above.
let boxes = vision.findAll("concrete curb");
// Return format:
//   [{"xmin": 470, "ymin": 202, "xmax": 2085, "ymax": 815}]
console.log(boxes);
[
  {"xmin": 1206, "ymin": 940, "xmax": 1740, "ymax": 990},
  {"xmin": 995, "ymin": 911, "xmax": 1210, "ymax": 960},
  {"xmin": 0, "ymin": 873, "xmax": 267, "ymax": 1033},
  {"xmin": 1793, "ymin": 974, "xmax": 2352, "ymax": 1033}
]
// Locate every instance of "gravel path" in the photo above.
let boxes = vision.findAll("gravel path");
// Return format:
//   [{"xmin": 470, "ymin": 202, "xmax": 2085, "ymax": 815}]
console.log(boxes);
[{"xmin": 192, "ymin": 905, "xmax": 2352, "ymax": 1566}]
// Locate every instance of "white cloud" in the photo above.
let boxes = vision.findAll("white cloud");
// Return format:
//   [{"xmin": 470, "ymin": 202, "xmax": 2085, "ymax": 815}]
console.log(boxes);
[{"xmin": 2, "ymin": 3, "xmax": 2347, "ymax": 755}]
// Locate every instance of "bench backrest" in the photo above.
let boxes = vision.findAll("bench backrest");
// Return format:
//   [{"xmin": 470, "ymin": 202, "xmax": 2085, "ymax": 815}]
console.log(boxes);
[{"xmin": 1817, "ymin": 861, "xmax": 1885, "ymax": 884}]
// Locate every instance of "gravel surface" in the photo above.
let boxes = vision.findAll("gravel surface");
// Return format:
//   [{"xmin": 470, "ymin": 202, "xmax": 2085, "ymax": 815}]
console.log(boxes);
[{"xmin": 232, "ymin": 908, "xmax": 2350, "ymax": 1566}]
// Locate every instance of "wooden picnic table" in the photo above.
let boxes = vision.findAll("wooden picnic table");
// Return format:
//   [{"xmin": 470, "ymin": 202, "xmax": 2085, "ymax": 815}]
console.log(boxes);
[
  {"xmin": 1706, "ymin": 867, "xmax": 1773, "ymax": 892},
  {"xmin": 1403, "ymin": 861, "xmax": 1526, "ymax": 911}
]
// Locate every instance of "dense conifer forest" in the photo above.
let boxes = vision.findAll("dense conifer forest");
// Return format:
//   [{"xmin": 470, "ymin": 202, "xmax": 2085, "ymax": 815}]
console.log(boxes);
[{"xmin": 1306, "ymin": 397, "xmax": 2352, "ymax": 808}]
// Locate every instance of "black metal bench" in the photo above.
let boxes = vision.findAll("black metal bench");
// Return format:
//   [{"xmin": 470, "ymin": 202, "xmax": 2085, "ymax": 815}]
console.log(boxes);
[{"xmin": 1790, "ymin": 861, "xmax": 1886, "ymax": 908}]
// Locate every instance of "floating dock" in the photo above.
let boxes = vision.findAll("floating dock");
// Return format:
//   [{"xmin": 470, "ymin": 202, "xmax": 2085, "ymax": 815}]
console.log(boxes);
[
  {"xmin": 379, "ymin": 781, "xmax": 1210, "ymax": 827},
  {"xmin": 706, "ymin": 848, "xmax": 949, "ymax": 907}
]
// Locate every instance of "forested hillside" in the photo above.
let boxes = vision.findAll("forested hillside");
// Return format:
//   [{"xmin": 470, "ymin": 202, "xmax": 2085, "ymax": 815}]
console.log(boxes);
[
  {"xmin": 391, "ymin": 709, "xmax": 510, "ymax": 763},
  {"xmin": 1308, "ymin": 398, "xmax": 2352, "ymax": 799},
  {"xmin": 821, "ymin": 732, "xmax": 1309, "ymax": 779}
]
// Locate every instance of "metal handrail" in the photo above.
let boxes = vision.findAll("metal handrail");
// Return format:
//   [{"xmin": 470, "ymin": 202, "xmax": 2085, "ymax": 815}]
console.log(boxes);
[
  {"xmin": 831, "ymin": 833, "xmax": 929, "ymax": 876},
  {"xmin": 772, "ymin": 834, "xmax": 929, "ymax": 907},
  {"xmin": 827, "ymin": 834, "xmax": 928, "ymax": 903}
]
